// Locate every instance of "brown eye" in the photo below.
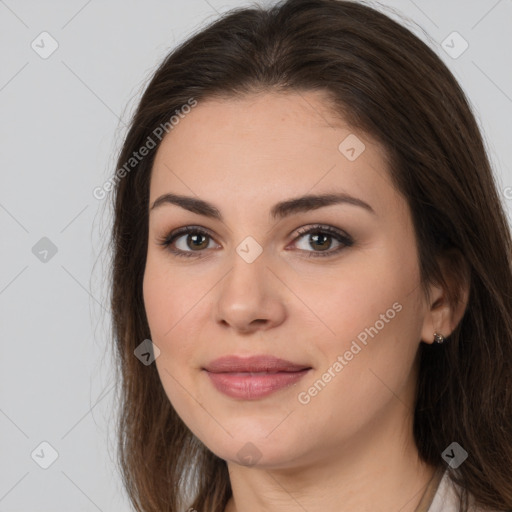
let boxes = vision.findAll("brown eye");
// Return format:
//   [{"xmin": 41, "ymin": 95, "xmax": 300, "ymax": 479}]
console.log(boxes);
[
  {"xmin": 183, "ymin": 232, "xmax": 210, "ymax": 251},
  {"xmin": 292, "ymin": 225, "xmax": 354, "ymax": 258},
  {"xmin": 157, "ymin": 226, "xmax": 218, "ymax": 258},
  {"xmin": 157, "ymin": 224, "xmax": 353, "ymax": 259}
]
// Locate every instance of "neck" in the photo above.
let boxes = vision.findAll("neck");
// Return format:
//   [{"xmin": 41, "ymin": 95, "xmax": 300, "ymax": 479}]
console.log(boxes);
[{"xmin": 224, "ymin": 401, "xmax": 436, "ymax": 512}]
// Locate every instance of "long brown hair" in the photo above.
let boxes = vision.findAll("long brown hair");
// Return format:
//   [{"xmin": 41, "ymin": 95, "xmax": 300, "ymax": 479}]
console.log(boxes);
[{"xmin": 107, "ymin": 1, "xmax": 512, "ymax": 510}]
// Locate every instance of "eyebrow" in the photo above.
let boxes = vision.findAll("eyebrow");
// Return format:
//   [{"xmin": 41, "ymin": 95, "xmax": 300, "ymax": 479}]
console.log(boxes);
[{"xmin": 149, "ymin": 192, "xmax": 376, "ymax": 220}]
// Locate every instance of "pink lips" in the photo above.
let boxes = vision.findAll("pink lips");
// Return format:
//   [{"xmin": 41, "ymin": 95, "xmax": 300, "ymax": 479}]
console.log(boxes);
[{"xmin": 203, "ymin": 355, "xmax": 311, "ymax": 400}]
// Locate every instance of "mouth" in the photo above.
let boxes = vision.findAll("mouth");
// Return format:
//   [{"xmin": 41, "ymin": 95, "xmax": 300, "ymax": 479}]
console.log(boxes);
[
  {"xmin": 203, "ymin": 355, "xmax": 312, "ymax": 399},
  {"xmin": 203, "ymin": 355, "xmax": 311, "ymax": 373}
]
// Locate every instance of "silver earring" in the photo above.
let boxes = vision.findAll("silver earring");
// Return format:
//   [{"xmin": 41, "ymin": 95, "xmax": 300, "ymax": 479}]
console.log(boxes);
[{"xmin": 433, "ymin": 332, "xmax": 445, "ymax": 344}]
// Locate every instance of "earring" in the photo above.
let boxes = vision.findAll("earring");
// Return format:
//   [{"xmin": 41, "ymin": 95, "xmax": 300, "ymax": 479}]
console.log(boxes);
[{"xmin": 433, "ymin": 332, "xmax": 445, "ymax": 344}]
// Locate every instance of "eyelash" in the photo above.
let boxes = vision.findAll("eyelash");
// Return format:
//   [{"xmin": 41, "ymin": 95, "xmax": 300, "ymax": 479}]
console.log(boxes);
[{"xmin": 156, "ymin": 224, "xmax": 354, "ymax": 259}]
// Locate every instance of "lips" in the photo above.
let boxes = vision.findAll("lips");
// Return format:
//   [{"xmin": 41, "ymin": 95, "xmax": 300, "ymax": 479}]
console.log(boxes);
[
  {"xmin": 203, "ymin": 355, "xmax": 312, "ymax": 400},
  {"xmin": 203, "ymin": 355, "xmax": 310, "ymax": 373}
]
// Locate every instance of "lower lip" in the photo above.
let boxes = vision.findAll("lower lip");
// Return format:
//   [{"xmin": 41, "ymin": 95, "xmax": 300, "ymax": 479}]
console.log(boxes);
[{"xmin": 205, "ymin": 369, "xmax": 310, "ymax": 399}]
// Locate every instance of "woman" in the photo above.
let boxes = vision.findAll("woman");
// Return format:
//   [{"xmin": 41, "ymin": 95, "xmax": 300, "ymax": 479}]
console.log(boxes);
[{"xmin": 108, "ymin": 0, "xmax": 512, "ymax": 511}]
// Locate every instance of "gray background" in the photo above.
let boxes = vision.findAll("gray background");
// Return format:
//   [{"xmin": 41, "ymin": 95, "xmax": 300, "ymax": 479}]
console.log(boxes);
[{"xmin": 1, "ymin": 0, "xmax": 511, "ymax": 510}]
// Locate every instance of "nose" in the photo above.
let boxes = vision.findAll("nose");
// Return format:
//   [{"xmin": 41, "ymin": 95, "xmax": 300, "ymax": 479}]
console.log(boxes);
[{"xmin": 213, "ymin": 249, "xmax": 286, "ymax": 334}]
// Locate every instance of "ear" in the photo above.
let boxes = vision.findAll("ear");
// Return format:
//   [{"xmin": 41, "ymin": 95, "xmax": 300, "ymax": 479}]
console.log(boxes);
[{"xmin": 420, "ymin": 249, "xmax": 471, "ymax": 344}]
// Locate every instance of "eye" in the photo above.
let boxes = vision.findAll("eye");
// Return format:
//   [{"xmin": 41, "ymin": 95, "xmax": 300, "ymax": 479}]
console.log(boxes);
[
  {"xmin": 156, "ymin": 224, "xmax": 353, "ymax": 259},
  {"xmin": 156, "ymin": 226, "xmax": 218, "ymax": 258},
  {"xmin": 290, "ymin": 224, "xmax": 353, "ymax": 258}
]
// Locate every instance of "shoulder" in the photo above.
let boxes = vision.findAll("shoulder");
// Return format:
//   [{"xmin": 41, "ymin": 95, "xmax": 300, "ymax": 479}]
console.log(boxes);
[{"xmin": 427, "ymin": 470, "xmax": 508, "ymax": 512}]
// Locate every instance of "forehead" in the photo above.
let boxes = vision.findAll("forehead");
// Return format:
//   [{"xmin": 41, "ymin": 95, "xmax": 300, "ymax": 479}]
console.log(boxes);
[{"xmin": 149, "ymin": 91, "xmax": 399, "ymax": 218}]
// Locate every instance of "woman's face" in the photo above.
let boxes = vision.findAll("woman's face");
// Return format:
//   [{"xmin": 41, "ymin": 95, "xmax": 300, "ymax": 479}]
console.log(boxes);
[{"xmin": 143, "ymin": 90, "xmax": 435, "ymax": 468}]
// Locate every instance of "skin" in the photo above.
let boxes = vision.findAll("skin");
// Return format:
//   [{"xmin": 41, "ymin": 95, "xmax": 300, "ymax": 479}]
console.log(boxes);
[{"xmin": 142, "ymin": 90, "xmax": 469, "ymax": 512}]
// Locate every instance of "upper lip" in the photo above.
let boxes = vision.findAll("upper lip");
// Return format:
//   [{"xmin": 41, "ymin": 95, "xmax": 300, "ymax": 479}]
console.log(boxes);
[{"xmin": 203, "ymin": 355, "xmax": 311, "ymax": 373}]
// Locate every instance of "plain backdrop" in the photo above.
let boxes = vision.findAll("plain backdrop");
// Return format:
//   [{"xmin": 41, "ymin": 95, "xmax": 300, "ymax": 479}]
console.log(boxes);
[{"xmin": 1, "ymin": 0, "xmax": 511, "ymax": 510}]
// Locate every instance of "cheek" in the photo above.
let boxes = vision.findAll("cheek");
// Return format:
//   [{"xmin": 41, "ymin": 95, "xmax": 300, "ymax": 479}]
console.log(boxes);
[
  {"xmin": 143, "ymin": 260, "xmax": 208, "ymax": 434},
  {"xmin": 296, "ymin": 253, "xmax": 425, "ymax": 424},
  {"xmin": 299, "ymin": 248, "xmax": 421, "ymax": 352},
  {"xmin": 143, "ymin": 252, "xmax": 193, "ymax": 341},
  {"xmin": 142, "ymin": 254, "xmax": 210, "ymax": 370},
  {"xmin": 143, "ymin": 268, "xmax": 170, "ymax": 342},
  {"xmin": 294, "ymin": 279, "xmax": 423, "ymax": 446}
]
